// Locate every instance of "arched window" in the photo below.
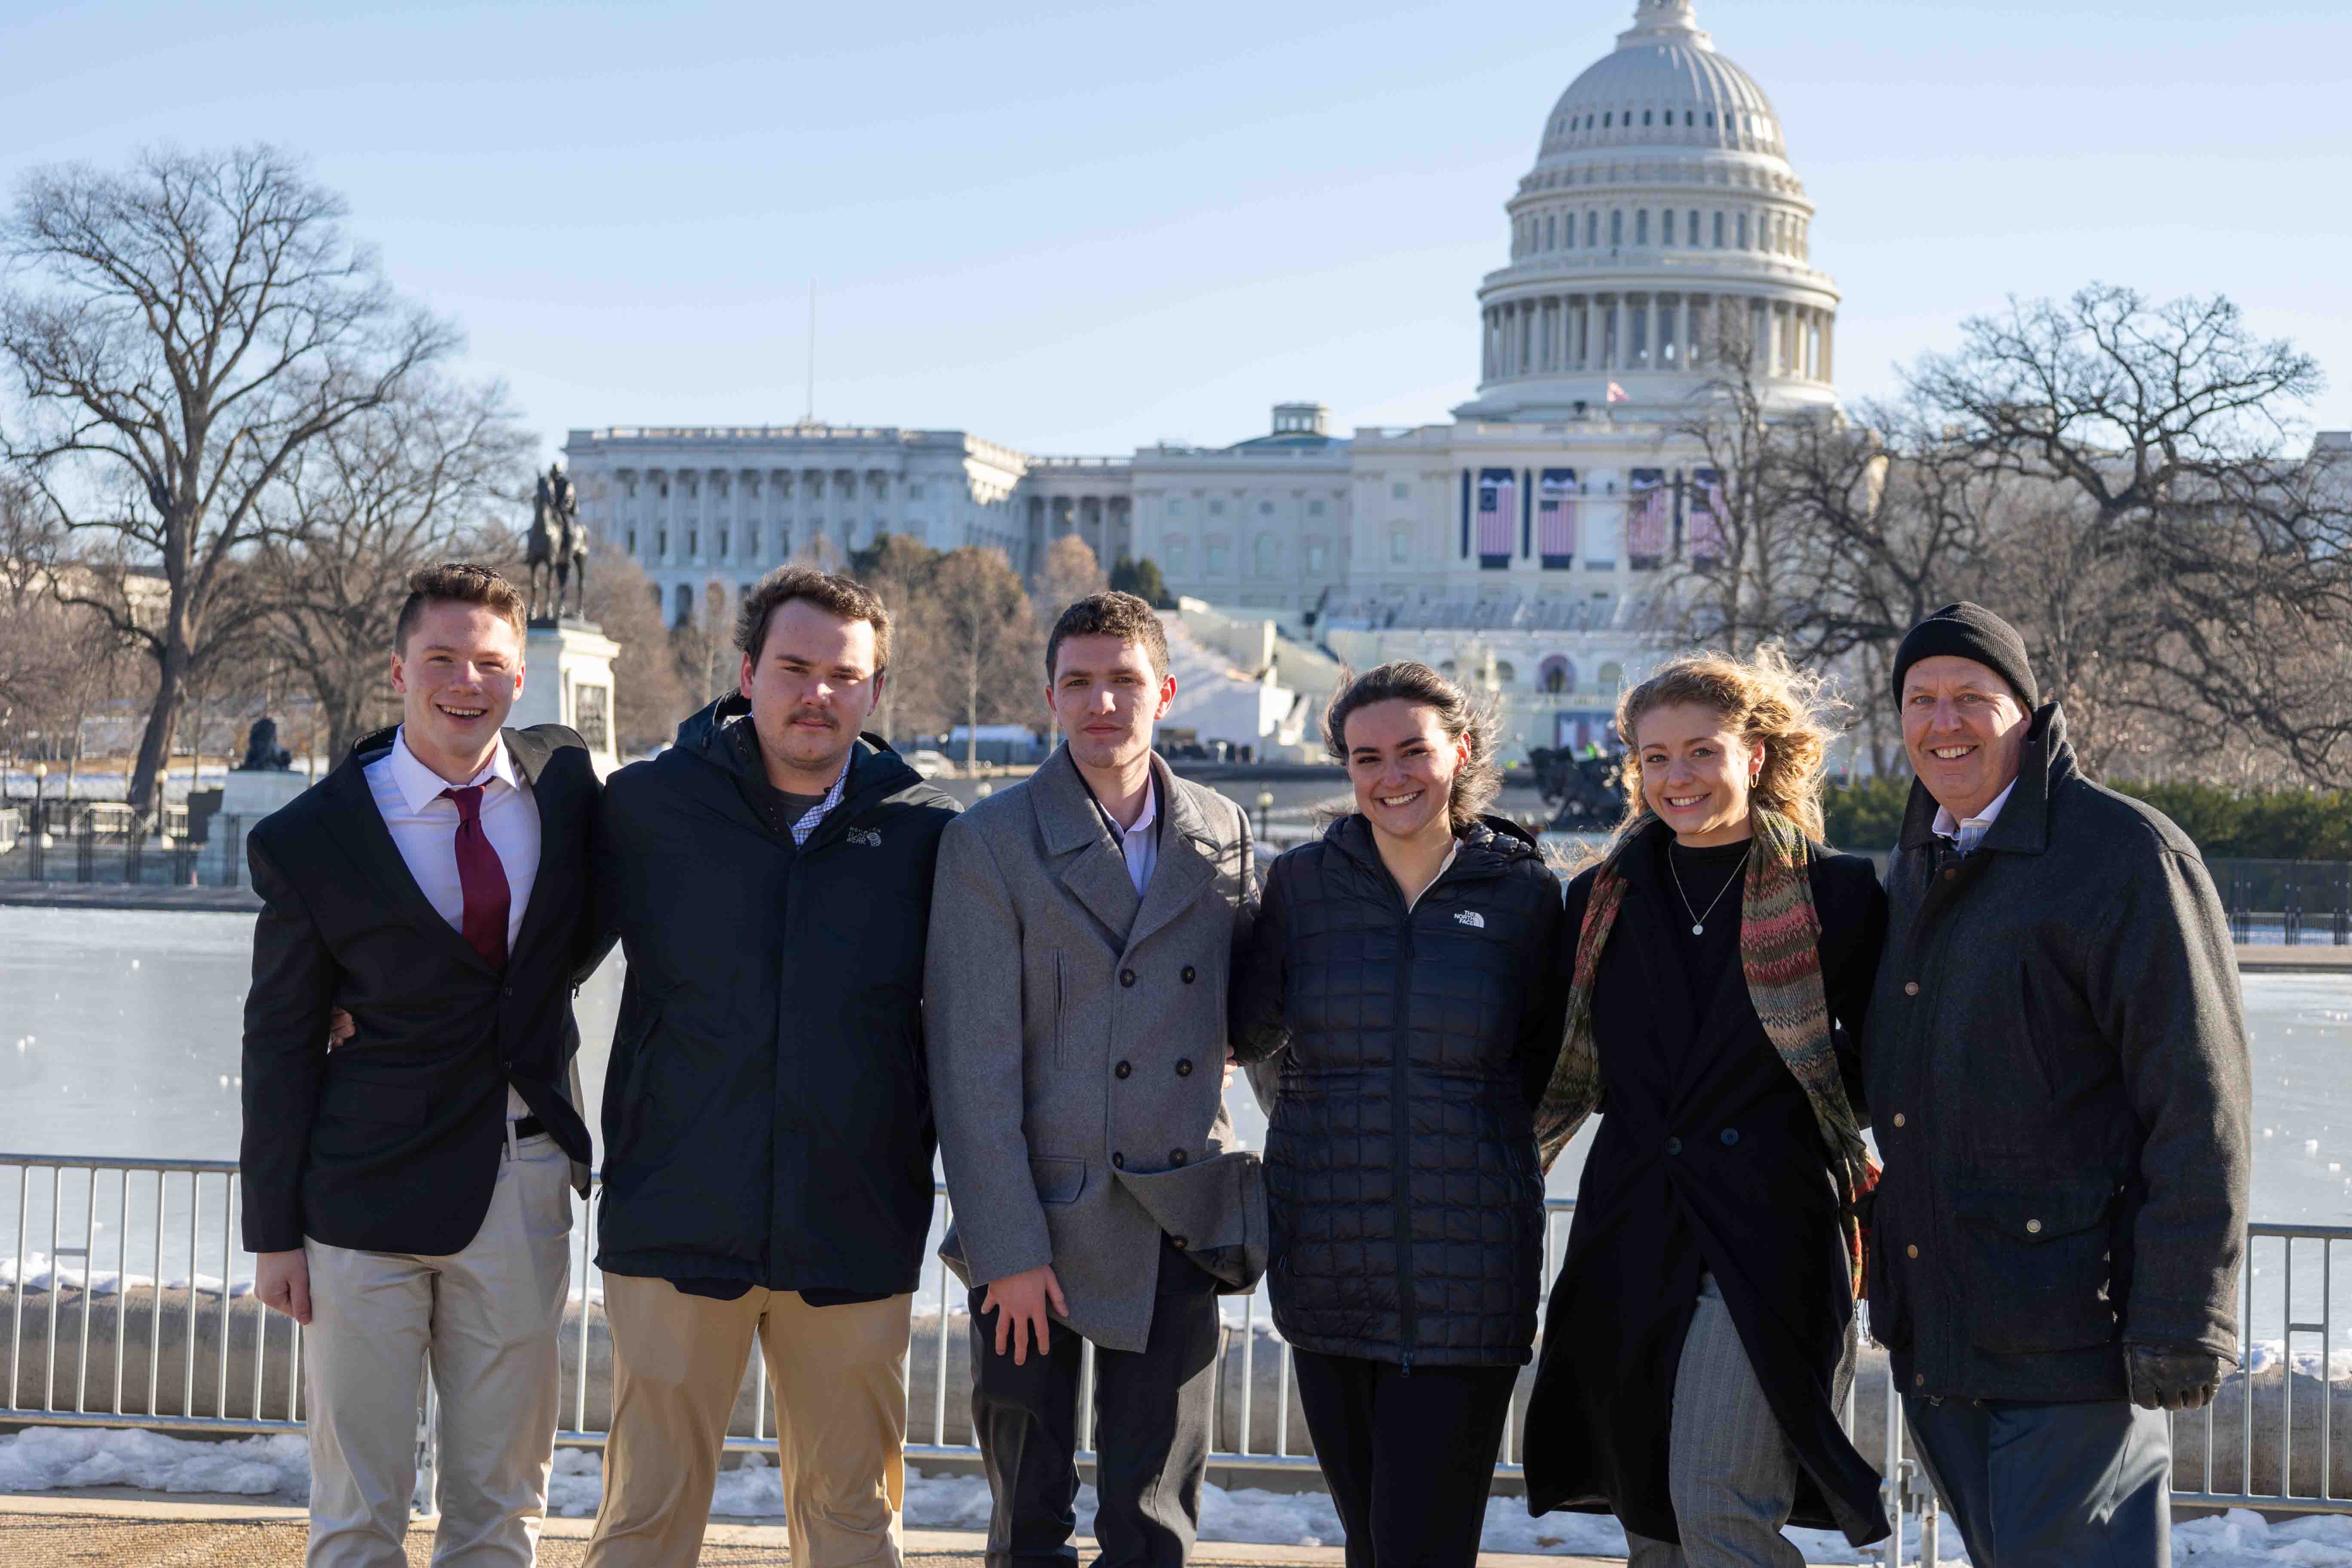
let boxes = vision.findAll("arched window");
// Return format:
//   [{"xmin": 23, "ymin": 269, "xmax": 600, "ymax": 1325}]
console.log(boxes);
[
  {"xmin": 1689, "ymin": 208, "xmax": 1700, "ymax": 245},
  {"xmin": 1662, "ymin": 210, "xmax": 1675, "ymax": 246},
  {"xmin": 1642, "ymin": 110, "xmax": 1652, "ymax": 126},
  {"xmin": 1438, "ymin": 660, "xmax": 1458, "ymax": 678},
  {"xmin": 1537, "ymin": 655, "xmax": 1574, "ymax": 694},
  {"xmin": 1684, "ymin": 110, "xmax": 1694, "ymax": 127},
  {"xmin": 648, "ymin": 582, "xmax": 662, "ymax": 610},
  {"xmin": 1546, "ymin": 213, "xmax": 1556, "ymax": 249},
  {"xmin": 1254, "ymin": 534, "xmax": 1277, "ymax": 577},
  {"xmin": 1494, "ymin": 661, "xmax": 1516, "ymax": 685},
  {"xmin": 1611, "ymin": 209, "xmax": 1624, "ymax": 247},
  {"xmin": 1738, "ymin": 211, "xmax": 1750, "ymax": 249},
  {"xmin": 1636, "ymin": 209, "xmax": 1649, "ymax": 245},
  {"xmin": 686, "ymin": 529, "xmax": 698, "ymax": 556},
  {"xmin": 1586, "ymin": 211, "xmax": 1598, "ymax": 247},
  {"xmin": 1602, "ymin": 112, "xmax": 1612, "ymax": 128},
  {"xmin": 673, "ymin": 585, "xmax": 693, "ymax": 628},
  {"xmin": 1705, "ymin": 110, "xmax": 1715, "ymax": 127},
  {"xmin": 625, "ymin": 527, "xmax": 638, "ymax": 555},
  {"xmin": 1713, "ymin": 210, "xmax": 1725, "ymax": 248},
  {"xmin": 717, "ymin": 528, "xmax": 729, "ymax": 557},
  {"xmin": 1599, "ymin": 662, "xmax": 1625, "ymax": 702},
  {"xmin": 657, "ymin": 528, "xmax": 668, "ymax": 556}
]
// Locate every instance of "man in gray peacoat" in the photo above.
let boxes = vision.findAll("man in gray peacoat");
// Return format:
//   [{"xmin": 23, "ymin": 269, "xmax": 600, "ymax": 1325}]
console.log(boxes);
[{"xmin": 928, "ymin": 592, "xmax": 1263, "ymax": 1568}]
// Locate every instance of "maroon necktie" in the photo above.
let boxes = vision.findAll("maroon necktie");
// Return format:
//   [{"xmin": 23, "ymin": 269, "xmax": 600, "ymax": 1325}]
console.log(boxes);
[{"xmin": 441, "ymin": 785, "xmax": 510, "ymax": 970}]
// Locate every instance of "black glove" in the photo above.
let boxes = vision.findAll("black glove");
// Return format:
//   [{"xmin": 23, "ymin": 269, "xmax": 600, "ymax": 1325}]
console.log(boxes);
[{"xmin": 2124, "ymin": 1342, "xmax": 2223, "ymax": 1412}]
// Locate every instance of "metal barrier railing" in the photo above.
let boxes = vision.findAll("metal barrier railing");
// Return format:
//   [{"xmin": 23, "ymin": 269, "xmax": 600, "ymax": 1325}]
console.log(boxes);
[{"xmin": 3, "ymin": 1153, "xmax": 2343, "ymax": 1563}]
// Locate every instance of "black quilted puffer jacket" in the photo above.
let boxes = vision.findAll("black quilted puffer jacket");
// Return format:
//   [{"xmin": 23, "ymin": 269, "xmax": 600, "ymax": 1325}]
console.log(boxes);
[{"xmin": 1230, "ymin": 813, "xmax": 1566, "ymax": 1367}]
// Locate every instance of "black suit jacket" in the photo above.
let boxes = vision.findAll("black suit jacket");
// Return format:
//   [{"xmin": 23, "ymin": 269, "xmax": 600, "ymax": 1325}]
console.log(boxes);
[{"xmin": 238, "ymin": 724, "xmax": 613, "ymax": 1256}]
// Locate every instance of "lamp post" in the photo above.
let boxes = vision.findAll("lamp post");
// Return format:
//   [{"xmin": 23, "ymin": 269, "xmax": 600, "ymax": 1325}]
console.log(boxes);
[
  {"xmin": 31, "ymin": 763, "xmax": 49, "ymax": 848},
  {"xmin": 1256, "ymin": 789, "xmax": 1274, "ymax": 845}
]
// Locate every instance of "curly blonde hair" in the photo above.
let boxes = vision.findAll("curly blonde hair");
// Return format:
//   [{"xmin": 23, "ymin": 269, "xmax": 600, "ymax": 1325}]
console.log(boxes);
[{"xmin": 1612, "ymin": 645, "xmax": 1847, "ymax": 843}]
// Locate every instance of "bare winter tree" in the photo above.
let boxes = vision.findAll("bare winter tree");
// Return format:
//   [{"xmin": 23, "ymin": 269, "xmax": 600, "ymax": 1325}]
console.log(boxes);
[
  {"xmin": 913, "ymin": 546, "xmax": 1042, "ymax": 770},
  {"xmin": 672, "ymin": 580, "xmax": 737, "ymax": 711},
  {"xmin": 848, "ymin": 531, "xmax": 940, "ymax": 743},
  {"xmin": 581, "ymin": 545, "xmax": 689, "ymax": 755},
  {"xmin": 1906, "ymin": 284, "xmax": 2352, "ymax": 783},
  {"xmin": 254, "ymin": 374, "xmax": 530, "ymax": 759},
  {"xmin": 1034, "ymin": 534, "xmax": 1107, "ymax": 624},
  {"xmin": 0, "ymin": 145, "xmax": 457, "ymax": 815}
]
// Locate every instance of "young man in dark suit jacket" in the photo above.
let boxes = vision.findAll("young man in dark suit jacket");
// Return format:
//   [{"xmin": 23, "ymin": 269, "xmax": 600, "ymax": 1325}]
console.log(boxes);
[{"xmin": 241, "ymin": 563, "xmax": 612, "ymax": 1566}]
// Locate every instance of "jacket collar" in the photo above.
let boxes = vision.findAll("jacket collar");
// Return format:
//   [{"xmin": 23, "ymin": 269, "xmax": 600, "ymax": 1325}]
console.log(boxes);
[
  {"xmin": 1031, "ymin": 746, "xmax": 1221, "ymax": 953},
  {"xmin": 1897, "ymin": 701, "xmax": 2074, "ymax": 858}
]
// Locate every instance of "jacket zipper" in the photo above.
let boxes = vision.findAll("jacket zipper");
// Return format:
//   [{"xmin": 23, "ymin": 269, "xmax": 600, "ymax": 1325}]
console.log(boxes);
[{"xmin": 1393, "ymin": 904, "xmax": 1417, "ymax": 1374}]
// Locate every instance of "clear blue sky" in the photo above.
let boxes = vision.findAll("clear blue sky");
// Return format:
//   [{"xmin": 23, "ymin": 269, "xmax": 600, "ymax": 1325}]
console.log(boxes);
[{"xmin": 8, "ymin": 0, "xmax": 2349, "ymax": 460}]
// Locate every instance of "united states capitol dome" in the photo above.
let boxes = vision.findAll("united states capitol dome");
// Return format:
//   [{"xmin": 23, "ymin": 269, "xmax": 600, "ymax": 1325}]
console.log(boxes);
[{"xmin": 1455, "ymin": 0, "xmax": 1841, "ymax": 422}]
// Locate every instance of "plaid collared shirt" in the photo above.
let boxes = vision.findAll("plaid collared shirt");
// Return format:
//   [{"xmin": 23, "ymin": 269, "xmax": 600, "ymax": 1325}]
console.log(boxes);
[{"xmin": 789, "ymin": 752, "xmax": 853, "ymax": 846}]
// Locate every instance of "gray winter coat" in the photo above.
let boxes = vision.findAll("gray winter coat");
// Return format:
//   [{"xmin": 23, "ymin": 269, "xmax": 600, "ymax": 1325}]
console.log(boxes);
[
  {"xmin": 926, "ymin": 747, "xmax": 1265, "ymax": 1354},
  {"xmin": 1864, "ymin": 704, "xmax": 2252, "ymax": 1403}
]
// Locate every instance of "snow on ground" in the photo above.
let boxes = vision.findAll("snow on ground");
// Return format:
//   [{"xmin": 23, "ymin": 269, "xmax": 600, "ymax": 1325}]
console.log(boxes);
[
  {"xmin": 4, "ymin": 1426, "xmax": 2352, "ymax": 1564},
  {"xmin": 0, "ymin": 1251, "xmax": 248, "ymax": 1298}
]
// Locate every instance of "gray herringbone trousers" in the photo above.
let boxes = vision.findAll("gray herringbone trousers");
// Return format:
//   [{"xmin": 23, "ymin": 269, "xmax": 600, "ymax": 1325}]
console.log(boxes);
[{"xmin": 1624, "ymin": 1274, "xmax": 1807, "ymax": 1568}]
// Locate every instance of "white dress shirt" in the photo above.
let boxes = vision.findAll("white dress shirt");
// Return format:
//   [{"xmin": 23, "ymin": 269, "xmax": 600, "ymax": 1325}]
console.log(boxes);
[
  {"xmin": 1931, "ymin": 777, "xmax": 2017, "ymax": 855},
  {"xmin": 364, "ymin": 726, "xmax": 539, "ymax": 1116},
  {"xmin": 1112, "ymin": 778, "xmax": 1161, "ymax": 896}
]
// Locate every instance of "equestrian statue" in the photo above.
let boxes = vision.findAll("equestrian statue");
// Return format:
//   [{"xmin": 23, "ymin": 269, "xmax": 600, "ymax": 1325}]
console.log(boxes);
[{"xmin": 526, "ymin": 464, "xmax": 589, "ymax": 622}]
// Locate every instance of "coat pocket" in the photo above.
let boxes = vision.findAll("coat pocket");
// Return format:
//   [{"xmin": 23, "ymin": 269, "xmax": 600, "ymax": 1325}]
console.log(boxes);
[
  {"xmin": 1117, "ymin": 1151, "xmax": 1268, "ymax": 1292},
  {"xmin": 1051, "ymin": 949, "xmax": 1068, "ymax": 1071},
  {"xmin": 1954, "ymin": 1182, "xmax": 2120, "ymax": 1354},
  {"xmin": 1030, "ymin": 1155, "xmax": 1087, "ymax": 1207}
]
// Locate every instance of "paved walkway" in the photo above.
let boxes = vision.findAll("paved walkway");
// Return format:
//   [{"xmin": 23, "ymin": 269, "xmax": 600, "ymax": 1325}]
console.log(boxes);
[
  {"xmin": 0, "ymin": 882, "xmax": 260, "ymax": 913},
  {"xmin": 0, "ymin": 1495, "xmax": 1626, "ymax": 1567}
]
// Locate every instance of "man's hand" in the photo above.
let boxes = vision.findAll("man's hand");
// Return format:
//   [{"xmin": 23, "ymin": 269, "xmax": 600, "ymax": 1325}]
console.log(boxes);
[
  {"xmin": 980, "ymin": 1264, "xmax": 1066, "ymax": 1366},
  {"xmin": 255, "ymin": 1250, "xmax": 312, "ymax": 1325},
  {"xmin": 1224, "ymin": 1047, "xmax": 1237, "ymax": 1094},
  {"xmin": 328, "ymin": 1008, "xmax": 355, "ymax": 1046},
  {"xmin": 2125, "ymin": 1343, "xmax": 2223, "ymax": 1412}
]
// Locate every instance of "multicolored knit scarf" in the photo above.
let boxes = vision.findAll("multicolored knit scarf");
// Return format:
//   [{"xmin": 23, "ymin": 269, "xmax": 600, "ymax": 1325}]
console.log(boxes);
[{"xmin": 1535, "ymin": 807, "xmax": 1880, "ymax": 1297}]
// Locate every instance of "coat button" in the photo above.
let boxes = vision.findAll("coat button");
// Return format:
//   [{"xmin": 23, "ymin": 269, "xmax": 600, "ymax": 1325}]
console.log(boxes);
[
  {"xmin": 502, "ymin": 986, "xmax": 515, "ymax": 998},
  {"xmin": 1170, "ymin": 1235, "xmax": 1188, "ymax": 1250},
  {"xmin": 1720, "ymin": 1128, "xmax": 1739, "ymax": 1146},
  {"xmin": 1666, "ymin": 1137, "xmax": 1682, "ymax": 1156},
  {"xmin": 1170, "ymin": 1149, "xmax": 1188, "ymax": 1166},
  {"xmin": 1943, "ymin": 868, "xmax": 1957, "ymax": 881},
  {"xmin": 1115, "ymin": 1061, "xmax": 1132, "ymax": 1079},
  {"xmin": 1175, "ymin": 1058, "xmax": 1193, "ymax": 1076},
  {"xmin": 1903, "ymin": 980, "xmax": 1920, "ymax": 997},
  {"xmin": 1113, "ymin": 1152, "xmax": 1125, "ymax": 1170},
  {"xmin": 2025, "ymin": 1218, "xmax": 2043, "ymax": 1234},
  {"xmin": 1121, "ymin": 969, "xmax": 1136, "ymax": 988},
  {"xmin": 1915, "ymin": 1373, "xmax": 1926, "ymax": 1387},
  {"xmin": 1892, "ymin": 1113, "xmax": 1906, "ymax": 1128},
  {"xmin": 1182, "ymin": 966, "xmax": 1197, "ymax": 984},
  {"xmin": 1906, "ymin": 1244, "xmax": 1919, "ymax": 1259}
]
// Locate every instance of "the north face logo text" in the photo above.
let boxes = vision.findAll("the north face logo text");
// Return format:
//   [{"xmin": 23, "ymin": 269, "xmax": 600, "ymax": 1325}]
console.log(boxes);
[{"xmin": 1454, "ymin": 910, "xmax": 1485, "ymax": 929}]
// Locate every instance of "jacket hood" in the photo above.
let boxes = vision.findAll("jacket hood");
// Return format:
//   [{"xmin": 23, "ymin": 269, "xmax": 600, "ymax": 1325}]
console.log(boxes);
[
  {"xmin": 1897, "ymin": 700, "xmax": 2075, "ymax": 855},
  {"xmin": 669, "ymin": 692, "xmax": 952, "ymax": 820}
]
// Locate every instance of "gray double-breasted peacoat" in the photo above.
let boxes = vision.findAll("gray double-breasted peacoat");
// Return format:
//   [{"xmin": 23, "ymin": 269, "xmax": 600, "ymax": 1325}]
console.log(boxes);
[{"xmin": 928, "ymin": 746, "xmax": 1265, "ymax": 1354}]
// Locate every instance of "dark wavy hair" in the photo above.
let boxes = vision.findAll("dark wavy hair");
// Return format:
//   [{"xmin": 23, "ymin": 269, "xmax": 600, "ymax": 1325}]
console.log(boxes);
[{"xmin": 1322, "ymin": 661, "xmax": 1502, "ymax": 829}]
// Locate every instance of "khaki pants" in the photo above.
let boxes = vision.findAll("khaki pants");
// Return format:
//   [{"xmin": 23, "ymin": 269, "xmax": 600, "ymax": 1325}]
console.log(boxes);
[
  {"xmin": 583, "ymin": 1276, "xmax": 912, "ymax": 1568},
  {"xmin": 302, "ymin": 1132, "xmax": 574, "ymax": 1568}
]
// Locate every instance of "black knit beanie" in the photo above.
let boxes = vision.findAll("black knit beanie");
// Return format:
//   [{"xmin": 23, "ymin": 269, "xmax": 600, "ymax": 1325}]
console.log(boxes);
[{"xmin": 1890, "ymin": 602, "xmax": 2039, "ymax": 710}]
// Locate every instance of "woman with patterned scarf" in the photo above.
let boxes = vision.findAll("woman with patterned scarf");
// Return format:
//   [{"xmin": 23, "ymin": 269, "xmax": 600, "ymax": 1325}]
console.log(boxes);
[{"xmin": 1521, "ymin": 649, "xmax": 1893, "ymax": 1565}]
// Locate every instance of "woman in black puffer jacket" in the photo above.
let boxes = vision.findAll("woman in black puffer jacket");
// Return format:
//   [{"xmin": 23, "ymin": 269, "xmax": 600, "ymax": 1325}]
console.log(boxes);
[{"xmin": 1231, "ymin": 661, "xmax": 1566, "ymax": 1568}]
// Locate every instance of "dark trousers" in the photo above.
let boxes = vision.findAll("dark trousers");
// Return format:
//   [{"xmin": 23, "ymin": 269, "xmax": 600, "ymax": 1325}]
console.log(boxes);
[
  {"xmin": 1290, "ymin": 1347, "xmax": 1519, "ymax": 1568},
  {"xmin": 1903, "ymin": 1392, "xmax": 2171, "ymax": 1568},
  {"xmin": 969, "ymin": 1240, "xmax": 1222, "ymax": 1568}
]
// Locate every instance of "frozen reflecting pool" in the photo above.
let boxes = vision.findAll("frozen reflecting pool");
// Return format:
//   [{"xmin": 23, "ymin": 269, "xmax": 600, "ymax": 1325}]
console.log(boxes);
[{"xmin": 0, "ymin": 906, "xmax": 2346, "ymax": 1227}]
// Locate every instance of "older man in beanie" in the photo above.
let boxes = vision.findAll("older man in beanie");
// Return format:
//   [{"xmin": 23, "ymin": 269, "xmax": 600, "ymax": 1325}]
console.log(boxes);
[{"xmin": 1863, "ymin": 602, "xmax": 2251, "ymax": 1566}]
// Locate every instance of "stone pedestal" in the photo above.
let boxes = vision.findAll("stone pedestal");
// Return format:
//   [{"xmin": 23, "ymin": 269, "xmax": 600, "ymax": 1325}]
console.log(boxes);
[
  {"xmin": 515, "ymin": 620, "xmax": 622, "ymax": 776},
  {"xmin": 220, "ymin": 768, "xmax": 312, "ymax": 824}
]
